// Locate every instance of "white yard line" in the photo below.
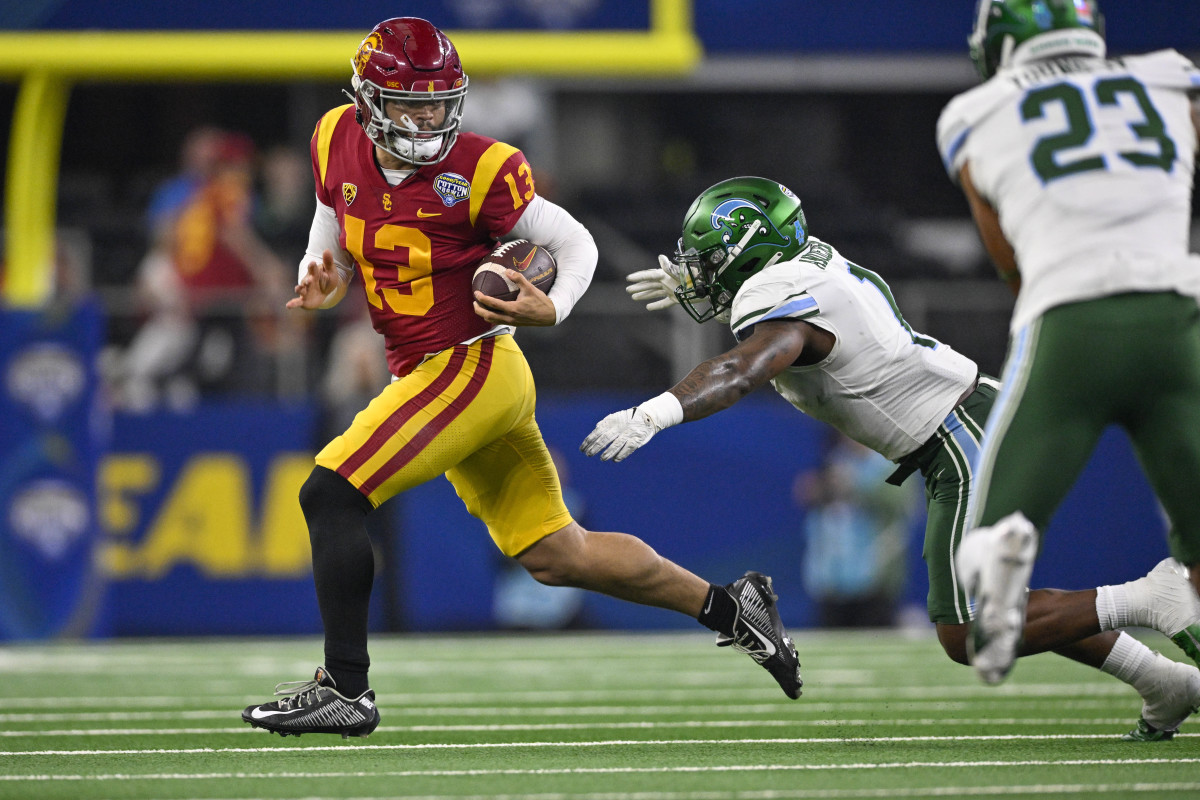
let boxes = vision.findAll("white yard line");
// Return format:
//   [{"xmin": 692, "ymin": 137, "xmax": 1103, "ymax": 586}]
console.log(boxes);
[
  {"xmin": 0, "ymin": 717, "xmax": 1173, "ymax": 737},
  {"xmin": 0, "ymin": 681, "xmax": 1132, "ymax": 709},
  {"xmin": 3, "ymin": 759, "xmax": 1200, "ymax": 780},
  {"xmin": 4, "ymin": 736, "xmax": 1200, "ymax": 756},
  {"xmin": 114, "ymin": 786, "xmax": 1200, "ymax": 800}
]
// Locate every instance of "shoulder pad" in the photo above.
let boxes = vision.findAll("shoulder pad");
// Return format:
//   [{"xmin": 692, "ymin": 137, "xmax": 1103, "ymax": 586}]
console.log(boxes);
[
  {"xmin": 1119, "ymin": 49, "xmax": 1200, "ymax": 89},
  {"xmin": 313, "ymin": 104, "xmax": 355, "ymax": 186},
  {"xmin": 937, "ymin": 80, "xmax": 1015, "ymax": 180}
]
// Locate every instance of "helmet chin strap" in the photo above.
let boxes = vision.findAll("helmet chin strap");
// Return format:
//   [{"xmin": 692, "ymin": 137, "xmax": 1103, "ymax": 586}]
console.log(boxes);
[{"xmin": 999, "ymin": 34, "xmax": 1016, "ymax": 70}]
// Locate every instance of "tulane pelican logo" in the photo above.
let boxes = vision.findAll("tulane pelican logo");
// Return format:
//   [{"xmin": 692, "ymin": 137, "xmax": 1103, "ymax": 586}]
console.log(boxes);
[{"xmin": 710, "ymin": 198, "xmax": 800, "ymax": 251}]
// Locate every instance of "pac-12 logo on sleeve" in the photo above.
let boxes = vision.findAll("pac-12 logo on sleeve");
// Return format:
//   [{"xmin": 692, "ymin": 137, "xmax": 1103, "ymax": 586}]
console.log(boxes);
[
  {"xmin": 343, "ymin": 183, "xmax": 358, "ymax": 206},
  {"xmin": 434, "ymin": 173, "xmax": 471, "ymax": 207}
]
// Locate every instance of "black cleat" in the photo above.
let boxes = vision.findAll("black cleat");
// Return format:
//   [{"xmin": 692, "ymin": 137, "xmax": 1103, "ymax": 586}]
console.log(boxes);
[
  {"xmin": 242, "ymin": 666, "xmax": 380, "ymax": 738},
  {"xmin": 716, "ymin": 571, "xmax": 803, "ymax": 699}
]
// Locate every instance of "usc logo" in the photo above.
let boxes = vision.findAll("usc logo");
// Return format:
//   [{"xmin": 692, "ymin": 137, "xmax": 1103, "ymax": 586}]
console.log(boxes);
[{"xmin": 353, "ymin": 32, "xmax": 383, "ymax": 75}]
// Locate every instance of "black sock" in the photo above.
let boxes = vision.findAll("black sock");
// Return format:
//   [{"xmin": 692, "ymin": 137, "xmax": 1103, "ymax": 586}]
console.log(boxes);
[
  {"xmin": 697, "ymin": 583, "xmax": 738, "ymax": 636},
  {"xmin": 300, "ymin": 466, "xmax": 375, "ymax": 697},
  {"xmin": 325, "ymin": 663, "xmax": 370, "ymax": 698}
]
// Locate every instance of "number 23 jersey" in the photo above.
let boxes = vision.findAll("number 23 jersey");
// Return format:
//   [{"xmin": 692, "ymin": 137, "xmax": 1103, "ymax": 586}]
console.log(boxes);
[
  {"xmin": 937, "ymin": 50, "xmax": 1200, "ymax": 331},
  {"xmin": 311, "ymin": 104, "xmax": 536, "ymax": 376}
]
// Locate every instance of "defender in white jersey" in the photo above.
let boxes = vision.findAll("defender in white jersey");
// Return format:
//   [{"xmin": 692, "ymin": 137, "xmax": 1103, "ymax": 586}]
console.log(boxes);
[
  {"xmin": 937, "ymin": 0, "xmax": 1200, "ymax": 727},
  {"xmin": 582, "ymin": 175, "xmax": 1200, "ymax": 740}
]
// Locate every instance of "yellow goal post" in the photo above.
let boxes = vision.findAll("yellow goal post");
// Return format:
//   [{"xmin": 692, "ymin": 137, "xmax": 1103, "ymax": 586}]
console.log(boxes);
[{"xmin": 0, "ymin": 0, "xmax": 700, "ymax": 307}]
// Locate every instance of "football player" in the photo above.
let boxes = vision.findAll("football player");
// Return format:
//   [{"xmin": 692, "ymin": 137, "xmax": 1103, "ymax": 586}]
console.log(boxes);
[
  {"xmin": 242, "ymin": 18, "xmax": 801, "ymax": 739},
  {"xmin": 584, "ymin": 174, "xmax": 1200, "ymax": 740},
  {"xmin": 937, "ymin": 0, "xmax": 1200, "ymax": 722}
]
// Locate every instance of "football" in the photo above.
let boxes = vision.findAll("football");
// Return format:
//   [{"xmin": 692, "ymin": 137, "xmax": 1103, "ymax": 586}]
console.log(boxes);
[{"xmin": 471, "ymin": 239, "xmax": 557, "ymax": 303}]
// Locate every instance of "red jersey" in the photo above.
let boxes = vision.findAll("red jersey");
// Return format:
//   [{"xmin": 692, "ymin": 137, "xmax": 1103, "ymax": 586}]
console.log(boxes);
[
  {"xmin": 310, "ymin": 105, "xmax": 537, "ymax": 376},
  {"xmin": 173, "ymin": 171, "xmax": 257, "ymax": 302}
]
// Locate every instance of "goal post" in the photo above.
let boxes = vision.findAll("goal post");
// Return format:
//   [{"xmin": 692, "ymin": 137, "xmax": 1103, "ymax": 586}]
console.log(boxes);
[{"xmin": 0, "ymin": 0, "xmax": 701, "ymax": 307}]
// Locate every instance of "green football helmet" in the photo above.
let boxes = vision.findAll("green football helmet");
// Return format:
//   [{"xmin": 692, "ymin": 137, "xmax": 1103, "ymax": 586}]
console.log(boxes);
[
  {"xmin": 670, "ymin": 176, "xmax": 808, "ymax": 323},
  {"xmin": 969, "ymin": 0, "xmax": 1105, "ymax": 79}
]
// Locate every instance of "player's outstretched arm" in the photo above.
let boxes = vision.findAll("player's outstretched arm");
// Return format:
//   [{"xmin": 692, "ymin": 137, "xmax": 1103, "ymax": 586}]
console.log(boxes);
[
  {"xmin": 473, "ymin": 269, "xmax": 557, "ymax": 327},
  {"xmin": 671, "ymin": 320, "xmax": 814, "ymax": 419},
  {"xmin": 582, "ymin": 320, "xmax": 818, "ymax": 462},
  {"xmin": 286, "ymin": 249, "xmax": 347, "ymax": 310}
]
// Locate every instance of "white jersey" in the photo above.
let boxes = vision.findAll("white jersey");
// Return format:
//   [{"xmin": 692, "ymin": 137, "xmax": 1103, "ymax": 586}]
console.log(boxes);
[
  {"xmin": 937, "ymin": 50, "xmax": 1200, "ymax": 331},
  {"xmin": 729, "ymin": 238, "xmax": 978, "ymax": 461}
]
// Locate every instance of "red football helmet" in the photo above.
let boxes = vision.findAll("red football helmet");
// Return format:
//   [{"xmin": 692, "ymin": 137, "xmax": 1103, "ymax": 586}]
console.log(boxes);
[{"xmin": 348, "ymin": 17, "xmax": 468, "ymax": 166}]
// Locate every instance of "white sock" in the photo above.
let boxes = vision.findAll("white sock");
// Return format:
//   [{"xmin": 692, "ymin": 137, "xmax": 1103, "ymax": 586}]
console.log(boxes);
[
  {"xmin": 1097, "ymin": 560, "xmax": 1199, "ymax": 636},
  {"xmin": 1096, "ymin": 581, "xmax": 1142, "ymax": 631},
  {"xmin": 1099, "ymin": 631, "xmax": 1154, "ymax": 686}
]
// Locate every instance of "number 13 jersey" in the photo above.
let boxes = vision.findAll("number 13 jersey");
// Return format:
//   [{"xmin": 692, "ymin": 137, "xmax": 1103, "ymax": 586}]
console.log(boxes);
[
  {"xmin": 937, "ymin": 50, "xmax": 1200, "ymax": 331},
  {"xmin": 311, "ymin": 104, "xmax": 536, "ymax": 376}
]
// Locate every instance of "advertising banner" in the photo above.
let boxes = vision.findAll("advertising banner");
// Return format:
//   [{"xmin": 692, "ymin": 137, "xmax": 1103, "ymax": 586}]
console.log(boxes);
[{"xmin": 0, "ymin": 302, "xmax": 107, "ymax": 640}]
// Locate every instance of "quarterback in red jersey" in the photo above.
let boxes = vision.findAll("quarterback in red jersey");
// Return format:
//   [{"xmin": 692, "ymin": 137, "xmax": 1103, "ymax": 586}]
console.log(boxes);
[{"xmin": 242, "ymin": 17, "xmax": 802, "ymax": 739}]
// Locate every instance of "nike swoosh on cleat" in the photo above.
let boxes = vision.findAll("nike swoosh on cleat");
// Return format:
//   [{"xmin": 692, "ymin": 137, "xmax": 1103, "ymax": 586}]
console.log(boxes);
[
  {"xmin": 741, "ymin": 625, "xmax": 777, "ymax": 658},
  {"xmin": 250, "ymin": 707, "xmax": 304, "ymax": 720}
]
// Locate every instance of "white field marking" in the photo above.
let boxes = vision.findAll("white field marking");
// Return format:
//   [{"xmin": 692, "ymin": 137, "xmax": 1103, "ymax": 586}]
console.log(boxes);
[
  {"xmin": 0, "ymin": 682, "xmax": 1131, "ymax": 710},
  {"xmin": 0, "ymin": 697, "xmax": 1128, "ymax": 724},
  {"xmin": 3, "ymin": 761, "xmax": 1200, "ymax": 781},
  {"xmin": 78, "ymin": 785, "xmax": 1200, "ymax": 800},
  {"xmin": 0, "ymin": 696, "xmax": 1128, "ymax": 721},
  {"xmin": 0, "ymin": 646, "xmax": 930, "ymax": 675},
  {"xmin": 0, "ymin": 631, "xmax": 939, "ymax": 658},
  {"xmin": 6, "ymin": 736, "xmax": 1200, "ymax": 757},
  {"xmin": 0, "ymin": 717, "xmax": 1168, "ymax": 737},
  {"xmin": 5, "ymin": 660, "xmax": 866, "ymax": 686}
]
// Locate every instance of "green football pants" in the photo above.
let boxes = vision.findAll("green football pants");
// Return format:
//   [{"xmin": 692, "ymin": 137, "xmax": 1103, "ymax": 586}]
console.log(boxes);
[{"xmin": 970, "ymin": 291, "xmax": 1200, "ymax": 564}]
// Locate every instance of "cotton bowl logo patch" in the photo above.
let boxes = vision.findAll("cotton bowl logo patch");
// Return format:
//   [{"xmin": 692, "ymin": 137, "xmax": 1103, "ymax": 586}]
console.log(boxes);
[
  {"xmin": 1073, "ymin": 0, "xmax": 1095, "ymax": 25},
  {"xmin": 434, "ymin": 172, "xmax": 471, "ymax": 207}
]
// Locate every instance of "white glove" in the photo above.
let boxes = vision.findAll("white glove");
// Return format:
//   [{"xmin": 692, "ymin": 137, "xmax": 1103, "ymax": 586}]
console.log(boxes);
[
  {"xmin": 625, "ymin": 255, "xmax": 682, "ymax": 311},
  {"xmin": 580, "ymin": 392, "xmax": 684, "ymax": 462}
]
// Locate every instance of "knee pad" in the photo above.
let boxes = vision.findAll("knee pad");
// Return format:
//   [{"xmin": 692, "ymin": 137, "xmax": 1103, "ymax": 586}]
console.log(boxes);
[{"xmin": 299, "ymin": 465, "xmax": 373, "ymax": 521}]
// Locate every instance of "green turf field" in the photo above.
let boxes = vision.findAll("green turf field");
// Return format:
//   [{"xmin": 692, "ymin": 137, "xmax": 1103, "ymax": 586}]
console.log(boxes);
[{"xmin": 1, "ymin": 629, "xmax": 1197, "ymax": 799}]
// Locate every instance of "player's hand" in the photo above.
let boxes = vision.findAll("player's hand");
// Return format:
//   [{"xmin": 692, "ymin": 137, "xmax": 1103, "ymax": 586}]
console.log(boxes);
[
  {"xmin": 473, "ymin": 269, "xmax": 556, "ymax": 327},
  {"xmin": 286, "ymin": 250, "xmax": 339, "ymax": 310},
  {"xmin": 626, "ymin": 255, "xmax": 682, "ymax": 311},
  {"xmin": 580, "ymin": 407, "xmax": 659, "ymax": 462}
]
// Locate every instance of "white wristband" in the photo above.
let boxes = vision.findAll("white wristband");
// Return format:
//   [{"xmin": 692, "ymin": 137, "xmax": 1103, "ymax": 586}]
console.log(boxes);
[{"xmin": 637, "ymin": 391, "xmax": 684, "ymax": 432}]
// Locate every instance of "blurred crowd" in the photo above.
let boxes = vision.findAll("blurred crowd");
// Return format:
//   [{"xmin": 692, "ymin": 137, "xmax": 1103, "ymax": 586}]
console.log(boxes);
[{"xmin": 98, "ymin": 126, "xmax": 390, "ymax": 430}]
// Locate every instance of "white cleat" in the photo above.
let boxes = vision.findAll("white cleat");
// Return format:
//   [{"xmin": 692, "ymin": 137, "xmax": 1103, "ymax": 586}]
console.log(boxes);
[
  {"xmin": 1123, "ymin": 657, "xmax": 1200, "ymax": 742},
  {"xmin": 955, "ymin": 512, "xmax": 1038, "ymax": 685},
  {"xmin": 1140, "ymin": 558, "xmax": 1200, "ymax": 669}
]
